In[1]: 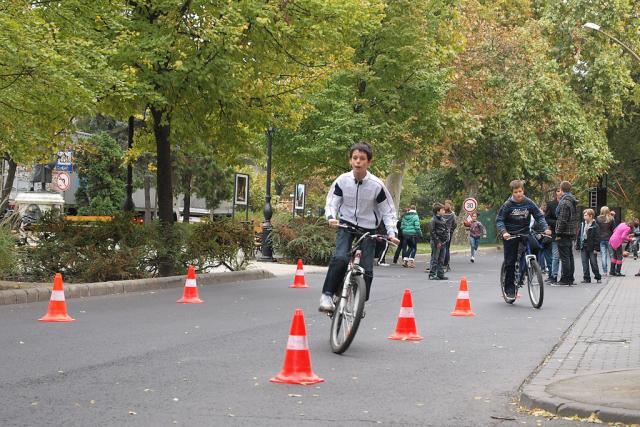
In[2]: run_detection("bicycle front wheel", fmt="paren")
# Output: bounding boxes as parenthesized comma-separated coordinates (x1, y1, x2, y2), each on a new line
(500, 262, 515, 304)
(527, 259, 544, 309)
(330, 272, 366, 354)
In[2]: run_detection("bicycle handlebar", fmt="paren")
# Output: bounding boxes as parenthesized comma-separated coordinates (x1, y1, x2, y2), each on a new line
(337, 224, 398, 247)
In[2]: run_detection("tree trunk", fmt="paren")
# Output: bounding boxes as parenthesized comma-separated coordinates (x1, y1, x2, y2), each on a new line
(1, 156, 17, 213)
(151, 107, 175, 276)
(385, 158, 408, 213)
(144, 173, 152, 224)
(182, 171, 192, 223)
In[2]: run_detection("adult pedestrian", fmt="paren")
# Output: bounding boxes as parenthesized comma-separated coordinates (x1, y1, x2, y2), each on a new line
(576, 209, 601, 283)
(544, 188, 561, 283)
(467, 212, 486, 263)
(596, 206, 615, 275)
(442, 199, 457, 271)
(392, 207, 409, 264)
(400, 205, 422, 268)
(554, 181, 579, 286)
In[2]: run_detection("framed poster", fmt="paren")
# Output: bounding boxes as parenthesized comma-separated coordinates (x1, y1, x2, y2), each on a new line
(295, 183, 305, 211)
(234, 173, 249, 206)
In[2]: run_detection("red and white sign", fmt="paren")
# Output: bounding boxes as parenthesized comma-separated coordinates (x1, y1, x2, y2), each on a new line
(54, 171, 71, 192)
(463, 197, 478, 213)
(464, 213, 473, 225)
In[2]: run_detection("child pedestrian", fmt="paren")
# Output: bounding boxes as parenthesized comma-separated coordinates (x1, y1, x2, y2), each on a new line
(401, 204, 422, 268)
(467, 212, 486, 263)
(576, 209, 601, 283)
(429, 203, 449, 280)
(596, 206, 615, 275)
(609, 220, 634, 277)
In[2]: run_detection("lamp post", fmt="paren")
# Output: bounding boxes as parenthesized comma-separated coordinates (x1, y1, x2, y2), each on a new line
(260, 126, 275, 261)
(583, 22, 640, 63)
(123, 115, 135, 212)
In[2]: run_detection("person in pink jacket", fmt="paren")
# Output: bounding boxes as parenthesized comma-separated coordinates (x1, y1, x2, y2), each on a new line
(609, 221, 634, 276)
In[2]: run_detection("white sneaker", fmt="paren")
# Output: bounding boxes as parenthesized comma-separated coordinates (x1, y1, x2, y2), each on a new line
(378, 262, 390, 267)
(318, 294, 335, 312)
(470, 256, 475, 263)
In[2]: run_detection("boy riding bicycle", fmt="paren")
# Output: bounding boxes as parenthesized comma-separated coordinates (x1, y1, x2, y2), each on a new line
(319, 142, 400, 312)
(496, 180, 551, 301)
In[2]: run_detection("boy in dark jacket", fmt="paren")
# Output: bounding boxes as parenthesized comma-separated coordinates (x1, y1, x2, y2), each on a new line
(429, 203, 449, 280)
(577, 208, 601, 283)
(555, 181, 579, 286)
(543, 188, 561, 282)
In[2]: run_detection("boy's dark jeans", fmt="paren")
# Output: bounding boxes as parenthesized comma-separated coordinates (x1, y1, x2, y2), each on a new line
(429, 242, 446, 277)
(557, 237, 575, 284)
(502, 237, 521, 294)
(393, 236, 407, 263)
(580, 249, 601, 281)
(322, 227, 375, 299)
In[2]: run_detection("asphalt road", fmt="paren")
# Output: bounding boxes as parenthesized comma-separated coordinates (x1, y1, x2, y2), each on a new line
(0, 251, 603, 426)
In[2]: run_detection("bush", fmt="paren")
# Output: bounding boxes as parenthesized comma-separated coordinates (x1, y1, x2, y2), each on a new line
(14, 211, 254, 283)
(272, 217, 336, 265)
(0, 225, 17, 276)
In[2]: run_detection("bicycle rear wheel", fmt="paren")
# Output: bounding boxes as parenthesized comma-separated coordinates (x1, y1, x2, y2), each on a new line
(500, 262, 515, 304)
(527, 259, 544, 308)
(330, 272, 366, 354)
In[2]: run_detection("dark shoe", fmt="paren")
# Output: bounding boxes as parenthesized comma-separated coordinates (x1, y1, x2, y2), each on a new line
(552, 281, 571, 287)
(428, 275, 437, 280)
(596, 279, 602, 283)
(505, 289, 516, 300)
(545, 277, 557, 284)
(635, 272, 640, 277)
(581, 279, 591, 284)
(437, 275, 449, 280)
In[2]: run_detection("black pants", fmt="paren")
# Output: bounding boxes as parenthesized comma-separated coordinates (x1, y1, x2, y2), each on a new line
(393, 236, 406, 263)
(581, 249, 601, 281)
(557, 237, 575, 284)
(429, 242, 446, 278)
(502, 236, 521, 294)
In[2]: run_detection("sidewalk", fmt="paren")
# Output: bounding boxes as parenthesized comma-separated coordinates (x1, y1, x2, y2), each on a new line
(521, 262, 640, 424)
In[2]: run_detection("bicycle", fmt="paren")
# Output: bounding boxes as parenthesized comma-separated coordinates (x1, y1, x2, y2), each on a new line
(328, 224, 396, 354)
(500, 233, 545, 308)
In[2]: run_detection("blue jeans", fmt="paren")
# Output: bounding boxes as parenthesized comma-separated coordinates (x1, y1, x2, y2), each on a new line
(429, 242, 446, 277)
(469, 236, 480, 257)
(599, 241, 612, 274)
(322, 227, 375, 299)
(550, 241, 560, 279)
(402, 235, 418, 260)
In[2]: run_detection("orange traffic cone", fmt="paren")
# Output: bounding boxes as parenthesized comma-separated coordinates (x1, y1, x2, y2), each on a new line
(177, 265, 203, 304)
(270, 309, 323, 385)
(39, 273, 74, 322)
(388, 289, 423, 341)
(290, 259, 309, 288)
(450, 276, 475, 316)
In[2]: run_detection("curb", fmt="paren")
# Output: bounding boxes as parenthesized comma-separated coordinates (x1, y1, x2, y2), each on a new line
(521, 380, 640, 424)
(0, 269, 275, 306)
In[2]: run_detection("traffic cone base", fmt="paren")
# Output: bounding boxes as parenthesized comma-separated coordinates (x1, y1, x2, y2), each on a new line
(270, 309, 323, 385)
(39, 274, 74, 323)
(290, 259, 309, 288)
(451, 277, 475, 317)
(177, 266, 203, 304)
(388, 289, 423, 341)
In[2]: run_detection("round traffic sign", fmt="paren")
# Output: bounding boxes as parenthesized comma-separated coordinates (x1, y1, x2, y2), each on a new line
(463, 197, 477, 213)
(55, 171, 71, 192)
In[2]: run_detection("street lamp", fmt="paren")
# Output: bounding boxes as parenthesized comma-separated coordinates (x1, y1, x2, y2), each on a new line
(260, 126, 275, 262)
(583, 22, 640, 63)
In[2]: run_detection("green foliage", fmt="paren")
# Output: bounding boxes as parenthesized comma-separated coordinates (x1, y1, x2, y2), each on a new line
(14, 212, 253, 283)
(75, 133, 126, 215)
(272, 218, 336, 266)
(0, 225, 17, 276)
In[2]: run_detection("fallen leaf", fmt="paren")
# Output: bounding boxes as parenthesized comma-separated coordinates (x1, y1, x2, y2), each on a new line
(129, 411, 137, 416)
(288, 394, 302, 397)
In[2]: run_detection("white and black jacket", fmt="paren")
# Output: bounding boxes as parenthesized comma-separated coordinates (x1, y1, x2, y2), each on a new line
(325, 171, 398, 236)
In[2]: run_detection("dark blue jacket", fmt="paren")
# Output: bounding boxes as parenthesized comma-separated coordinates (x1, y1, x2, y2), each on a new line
(496, 196, 548, 236)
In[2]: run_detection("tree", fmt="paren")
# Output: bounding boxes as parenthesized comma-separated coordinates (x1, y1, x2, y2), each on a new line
(273, 0, 460, 209)
(75, 133, 126, 215)
(0, 2, 106, 203)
